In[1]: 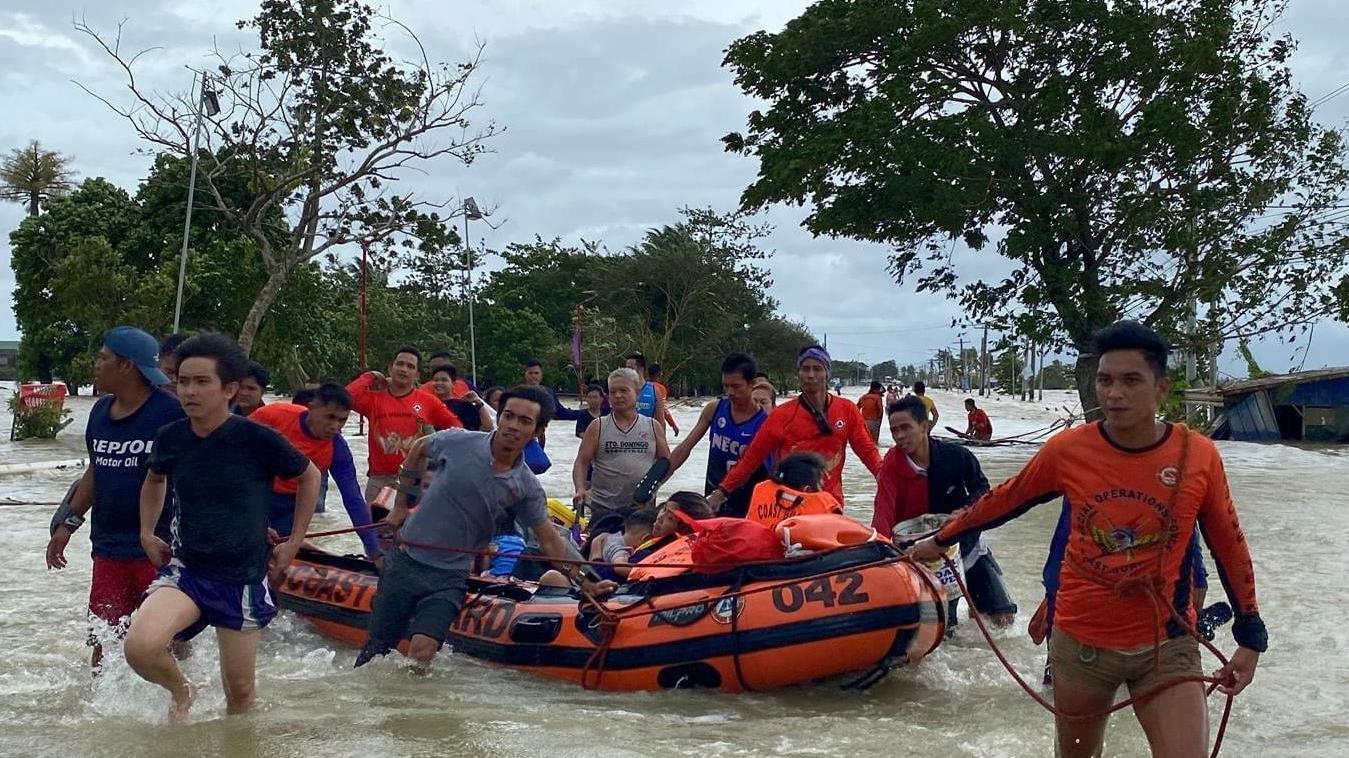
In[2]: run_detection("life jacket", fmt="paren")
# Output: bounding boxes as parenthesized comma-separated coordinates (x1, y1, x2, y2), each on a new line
(746, 480, 843, 527)
(626, 535, 695, 581)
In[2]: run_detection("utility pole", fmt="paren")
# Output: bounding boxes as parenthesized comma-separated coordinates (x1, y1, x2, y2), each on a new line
(1022, 342, 1032, 402)
(1037, 344, 1046, 401)
(957, 335, 966, 392)
(979, 325, 989, 396)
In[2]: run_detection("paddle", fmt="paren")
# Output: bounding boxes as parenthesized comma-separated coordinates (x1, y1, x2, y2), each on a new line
(632, 457, 671, 507)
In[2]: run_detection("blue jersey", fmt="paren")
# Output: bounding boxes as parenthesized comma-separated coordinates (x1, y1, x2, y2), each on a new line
(86, 390, 185, 558)
(705, 398, 767, 493)
(635, 382, 658, 418)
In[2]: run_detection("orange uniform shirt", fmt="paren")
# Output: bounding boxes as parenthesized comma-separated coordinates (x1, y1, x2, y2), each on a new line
(347, 372, 462, 476)
(856, 392, 885, 422)
(720, 396, 883, 503)
(937, 423, 1260, 651)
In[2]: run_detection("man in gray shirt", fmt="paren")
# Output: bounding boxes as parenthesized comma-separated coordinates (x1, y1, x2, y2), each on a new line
(355, 385, 614, 672)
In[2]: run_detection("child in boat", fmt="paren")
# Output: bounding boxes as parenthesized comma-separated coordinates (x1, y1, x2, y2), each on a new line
(746, 452, 842, 527)
(538, 493, 711, 588)
(587, 508, 657, 581)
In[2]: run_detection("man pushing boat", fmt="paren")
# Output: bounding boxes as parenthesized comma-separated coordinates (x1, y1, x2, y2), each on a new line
(356, 385, 615, 673)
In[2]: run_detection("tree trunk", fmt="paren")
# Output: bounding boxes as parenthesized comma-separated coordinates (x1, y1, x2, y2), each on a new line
(1074, 349, 1102, 421)
(28, 191, 39, 216)
(237, 265, 291, 356)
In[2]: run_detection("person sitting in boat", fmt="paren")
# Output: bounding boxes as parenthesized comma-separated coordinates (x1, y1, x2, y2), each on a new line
(621, 492, 717, 582)
(590, 508, 657, 581)
(964, 398, 993, 441)
(746, 452, 843, 527)
(873, 395, 1018, 627)
(537, 508, 658, 587)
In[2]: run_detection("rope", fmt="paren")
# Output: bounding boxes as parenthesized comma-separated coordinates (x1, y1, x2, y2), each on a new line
(947, 555, 1236, 757)
(945, 427, 1240, 757)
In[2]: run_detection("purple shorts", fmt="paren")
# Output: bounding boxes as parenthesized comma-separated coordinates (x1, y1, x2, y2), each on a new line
(147, 560, 276, 641)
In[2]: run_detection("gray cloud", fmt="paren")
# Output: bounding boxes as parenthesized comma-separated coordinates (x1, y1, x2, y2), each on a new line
(1, 1, 1346, 375)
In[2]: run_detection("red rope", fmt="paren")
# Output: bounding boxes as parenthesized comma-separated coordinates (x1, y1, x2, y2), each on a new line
(945, 556, 1237, 757)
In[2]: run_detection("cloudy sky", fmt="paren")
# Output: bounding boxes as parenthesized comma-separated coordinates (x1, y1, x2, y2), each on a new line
(2, 0, 1347, 375)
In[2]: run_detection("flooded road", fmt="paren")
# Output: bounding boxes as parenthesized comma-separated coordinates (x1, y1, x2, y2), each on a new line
(1, 387, 1344, 757)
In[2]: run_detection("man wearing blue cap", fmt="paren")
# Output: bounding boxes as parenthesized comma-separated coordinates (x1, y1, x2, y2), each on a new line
(44, 326, 185, 671)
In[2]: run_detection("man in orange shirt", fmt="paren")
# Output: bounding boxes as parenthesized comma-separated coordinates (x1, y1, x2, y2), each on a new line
(347, 347, 462, 501)
(911, 322, 1264, 758)
(856, 380, 886, 443)
(708, 344, 882, 510)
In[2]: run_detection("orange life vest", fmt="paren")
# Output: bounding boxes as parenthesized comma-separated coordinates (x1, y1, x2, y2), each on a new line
(626, 535, 695, 581)
(746, 480, 842, 527)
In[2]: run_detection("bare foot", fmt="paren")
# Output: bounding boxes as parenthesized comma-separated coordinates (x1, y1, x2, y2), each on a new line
(990, 612, 1016, 629)
(168, 681, 195, 725)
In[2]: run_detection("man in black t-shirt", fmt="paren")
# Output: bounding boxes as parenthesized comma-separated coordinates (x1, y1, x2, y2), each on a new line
(124, 334, 318, 724)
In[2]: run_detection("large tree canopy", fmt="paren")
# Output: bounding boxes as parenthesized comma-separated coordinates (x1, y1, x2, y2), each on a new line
(723, 0, 1349, 412)
(78, 0, 490, 351)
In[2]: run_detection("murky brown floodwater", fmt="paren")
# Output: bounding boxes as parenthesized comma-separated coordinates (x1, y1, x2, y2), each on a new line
(1, 388, 1343, 757)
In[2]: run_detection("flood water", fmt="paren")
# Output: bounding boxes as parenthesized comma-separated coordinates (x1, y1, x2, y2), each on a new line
(1, 387, 1344, 757)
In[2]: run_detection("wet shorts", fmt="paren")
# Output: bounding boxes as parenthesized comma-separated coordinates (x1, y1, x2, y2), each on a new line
(89, 555, 159, 637)
(147, 560, 276, 641)
(1049, 628, 1201, 698)
(360, 548, 467, 659)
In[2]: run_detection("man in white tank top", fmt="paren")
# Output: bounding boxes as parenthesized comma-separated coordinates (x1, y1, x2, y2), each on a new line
(572, 367, 671, 526)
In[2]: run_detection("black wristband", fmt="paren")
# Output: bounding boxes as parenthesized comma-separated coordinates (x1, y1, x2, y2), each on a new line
(1232, 613, 1268, 653)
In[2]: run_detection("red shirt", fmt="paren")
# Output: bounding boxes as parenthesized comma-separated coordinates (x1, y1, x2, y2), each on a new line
(719, 395, 883, 503)
(249, 404, 334, 494)
(967, 408, 992, 439)
(937, 423, 1260, 650)
(871, 447, 930, 535)
(347, 372, 461, 476)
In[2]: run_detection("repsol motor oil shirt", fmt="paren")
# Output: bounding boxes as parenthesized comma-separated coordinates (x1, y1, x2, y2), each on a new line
(936, 422, 1263, 651)
(85, 389, 185, 559)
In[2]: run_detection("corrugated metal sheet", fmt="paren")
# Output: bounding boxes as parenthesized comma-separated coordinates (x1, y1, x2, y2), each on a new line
(1226, 392, 1281, 442)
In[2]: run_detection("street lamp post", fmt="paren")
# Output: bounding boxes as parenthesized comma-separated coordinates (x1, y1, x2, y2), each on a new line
(171, 71, 221, 333)
(462, 197, 484, 386)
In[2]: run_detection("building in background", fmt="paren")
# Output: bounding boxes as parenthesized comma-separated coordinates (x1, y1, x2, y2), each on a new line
(0, 340, 18, 382)
(1190, 368, 1349, 443)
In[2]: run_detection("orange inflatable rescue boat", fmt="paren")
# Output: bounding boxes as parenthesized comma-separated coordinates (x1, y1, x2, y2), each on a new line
(278, 538, 947, 692)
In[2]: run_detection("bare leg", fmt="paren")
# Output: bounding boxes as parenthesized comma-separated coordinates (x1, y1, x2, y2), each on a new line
(407, 633, 440, 675)
(91, 643, 104, 672)
(1133, 680, 1208, 758)
(124, 588, 200, 724)
(216, 627, 261, 715)
(1053, 676, 1116, 758)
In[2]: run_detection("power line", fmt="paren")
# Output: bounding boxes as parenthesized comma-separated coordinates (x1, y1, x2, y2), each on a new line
(1310, 80, 1349, 110)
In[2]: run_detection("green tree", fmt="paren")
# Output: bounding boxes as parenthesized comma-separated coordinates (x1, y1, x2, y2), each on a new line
(10, 178, 145, 389)
(0, 141, 74, 216)
(723, 0, 1349, 415)
(870, 360, 899, 382)
(78, 0, 491, 352)
(482, 238, 607, 339)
